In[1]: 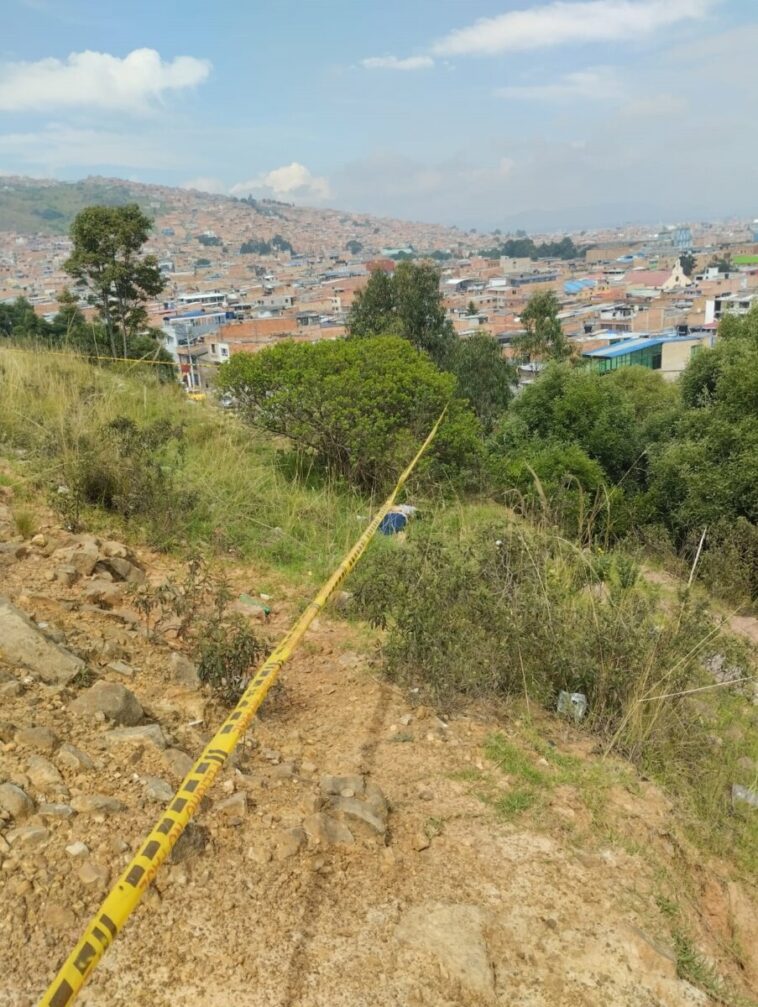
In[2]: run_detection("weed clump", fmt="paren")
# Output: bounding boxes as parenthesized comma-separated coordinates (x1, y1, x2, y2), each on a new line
(49, 415, 194, 544)
(130, 555, 267, 705)
(352, 521, 757, 865)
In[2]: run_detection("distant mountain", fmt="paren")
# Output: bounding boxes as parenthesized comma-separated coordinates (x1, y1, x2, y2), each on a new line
(0, 176, 180, 234)
(0, 175, 468, 256)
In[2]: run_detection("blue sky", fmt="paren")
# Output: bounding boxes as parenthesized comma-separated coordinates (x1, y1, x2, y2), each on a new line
(1, 0, 756, 229)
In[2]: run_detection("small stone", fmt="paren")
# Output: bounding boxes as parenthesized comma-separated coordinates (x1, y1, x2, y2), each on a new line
(6, 825, 50, 849)
(272, 762, 295, 780)
(71, 794, 126, 815)
(42, 904, 75, 929)
(31, 534, 47, 547)
(329, 796, 386, 838)
(215, 792, 247, 818)
(170, 823, 209, 864)
(412, 833, 430, 851)
(54, 539, 99, 576)
(70, 681, 143, 725)
(303, 812, 354, 846)
(163, 748, 194, 780)
(275, 827, 306, 859)
(0, 782, 35, 820)
(145, 776, 174, 803)
(82, 579, 126, 608)
(417, 788, 433, 802)
(97, 556, 145, 584)
(15, 725, 59, 753)
(301, 760, 317, 775)
(319, 774, 365, 797)
(399, 713, 413, 726)
(56, 743, 95, 772)
(27, 755, 67, 794)
(103, 724, 167, 750)
(78, 861, 109, 888)
(107, 660, 135, 679)
(55, 565, 79, 587)
(102, 540, 129, 559)
(168, 652, 199, 688)
(38, 803, 75, 820)
(66, 841, 89, 858)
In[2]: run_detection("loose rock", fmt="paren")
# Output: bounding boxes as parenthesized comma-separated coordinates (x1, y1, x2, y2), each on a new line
(6, 825, 51, 850)
(163, 748, 194, 780)
(78, 861, 109, 888)
(215, 792, 247, 818)
(65, 841, 89, 858)
(70, 681, 143, 725)
(26, 755, 67, 794)
(168, 652, 200, 688)
(144, 776, 174, 803)
(103, 724, 167, 750)
(275, 827, 306, 859)
(0, 596, 85, 684)
(38, 803, 75, 820)
(82, 579, 126, 608)
(56, 743, 95, 772)
(14, 725, 58, 753)
(0, 782, 35, 820)
(71, 794, 126, 815)
(303, 812, 354, 846)
(170, 823, 209, 864)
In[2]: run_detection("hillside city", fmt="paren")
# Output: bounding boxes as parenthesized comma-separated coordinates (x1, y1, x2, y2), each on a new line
(2, 176, 757, 390)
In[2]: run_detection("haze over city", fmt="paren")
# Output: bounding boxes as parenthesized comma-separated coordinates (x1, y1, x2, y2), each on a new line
(2, 0, 757, 229)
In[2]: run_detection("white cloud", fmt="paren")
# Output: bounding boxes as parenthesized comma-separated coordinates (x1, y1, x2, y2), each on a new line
(432, 0, 716, 56)
(497, 68, 620, 101)
(230, 162, 331, 203)
(181, 176, 228, 195)
(361, 55, 435, 71)
(0, 48, 211, 113)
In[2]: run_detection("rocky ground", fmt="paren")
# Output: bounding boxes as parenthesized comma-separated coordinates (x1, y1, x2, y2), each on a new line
(0, 490, 756, 1007)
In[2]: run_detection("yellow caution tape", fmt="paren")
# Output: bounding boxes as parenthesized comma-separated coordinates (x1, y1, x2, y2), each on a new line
(37, 405, 448, 1007)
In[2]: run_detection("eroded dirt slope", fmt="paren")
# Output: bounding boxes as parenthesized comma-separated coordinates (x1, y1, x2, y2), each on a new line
(0, 494, 755, 1007)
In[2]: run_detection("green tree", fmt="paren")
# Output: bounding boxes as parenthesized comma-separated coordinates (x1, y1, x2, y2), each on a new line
(466, 300, 478, 316)
(514, 290, 570, 363)
(346, 239, 363, 255)
(348, 262, 456, 367)
(0, 297, 47, 343)
(679, 252, 696, 277)
(64, 204, 165, 359)
(450, 334, 515, 433)
(217, 336, 482, 492)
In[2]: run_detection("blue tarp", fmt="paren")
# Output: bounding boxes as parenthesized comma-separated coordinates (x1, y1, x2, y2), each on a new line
(379, 511, 408, 535)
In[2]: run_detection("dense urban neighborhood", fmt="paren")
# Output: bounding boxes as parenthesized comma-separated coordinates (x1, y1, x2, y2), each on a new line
(2, 176, 757, 390)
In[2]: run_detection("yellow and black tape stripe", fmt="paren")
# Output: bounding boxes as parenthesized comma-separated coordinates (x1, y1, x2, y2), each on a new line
(37, 405, 447, 1007)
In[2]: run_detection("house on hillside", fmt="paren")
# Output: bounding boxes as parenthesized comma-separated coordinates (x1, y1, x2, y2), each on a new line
(582, 333, 715, 380)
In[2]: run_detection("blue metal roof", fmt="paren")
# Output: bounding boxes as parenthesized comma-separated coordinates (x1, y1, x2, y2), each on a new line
(583, 337, 667, 358)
